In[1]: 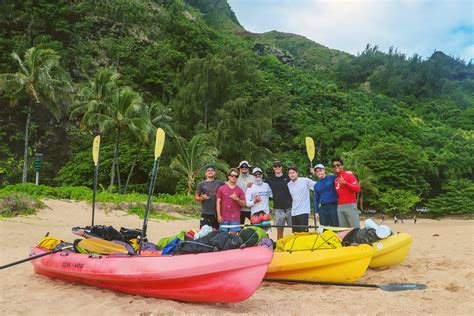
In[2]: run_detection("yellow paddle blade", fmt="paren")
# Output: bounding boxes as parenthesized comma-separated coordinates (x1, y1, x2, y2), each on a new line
(92, 135, 101, 166)
(78, 238, 129, 255)
(154, 128, 166, 160)
(305, 136, 315, 161)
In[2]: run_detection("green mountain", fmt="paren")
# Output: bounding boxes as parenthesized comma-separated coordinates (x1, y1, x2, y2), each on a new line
(0, 0, 472, 214)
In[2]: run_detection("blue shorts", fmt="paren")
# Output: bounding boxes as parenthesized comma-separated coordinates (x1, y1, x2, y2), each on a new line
(220, 221, 241, 233)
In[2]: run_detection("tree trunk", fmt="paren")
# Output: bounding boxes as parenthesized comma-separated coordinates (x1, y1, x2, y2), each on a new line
(22, 101, 33, 183)
(123, 145, 141, 194)
(109, 130, 120, 192)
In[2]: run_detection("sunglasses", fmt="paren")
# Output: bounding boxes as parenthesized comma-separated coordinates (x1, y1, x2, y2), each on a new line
(254, 173, 262, 176)
(332, 164, 342, 168)
(229, 174, 239, 178)
(240, 166, 249, 169)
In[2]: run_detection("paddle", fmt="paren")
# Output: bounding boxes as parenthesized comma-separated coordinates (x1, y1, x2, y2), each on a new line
(78, 238, 131, 255)
(139, 128, 166, 253)
(0, 245, 73, 270)
(263, 278, 427, 292)
(305, 136, 317, 225)
(91, 135, 101, 226)
(220, 223, 350, 232)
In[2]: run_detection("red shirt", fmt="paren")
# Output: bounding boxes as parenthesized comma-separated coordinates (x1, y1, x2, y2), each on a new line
(334, 171, 360, 205)
(216, 184, 245, 221)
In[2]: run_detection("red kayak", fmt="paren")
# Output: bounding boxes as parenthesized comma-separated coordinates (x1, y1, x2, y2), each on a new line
(30, 246, 273, 303)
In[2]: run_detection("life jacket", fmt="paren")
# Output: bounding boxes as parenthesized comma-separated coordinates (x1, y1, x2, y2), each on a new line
(37, 236, 63, 250)
(275, 230, 342, 252)
(239, 226, 268, 247)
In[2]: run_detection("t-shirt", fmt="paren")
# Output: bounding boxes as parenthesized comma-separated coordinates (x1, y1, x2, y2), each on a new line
(287, 177, 316, 216)
(195, 179, 225, 215)
(237, 173, 254, 213)
(216, 184, 245, 222)
(335, 171, 360, 205)
(245, 182, 273, 215)
(267, 173, 292, 209)
(314, 175, 338, 213)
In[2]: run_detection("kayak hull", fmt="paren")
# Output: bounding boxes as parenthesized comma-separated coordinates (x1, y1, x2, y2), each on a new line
(369, 233, 412, 268)
(266, 244, 374, 283)
(31, 246, 273, 303)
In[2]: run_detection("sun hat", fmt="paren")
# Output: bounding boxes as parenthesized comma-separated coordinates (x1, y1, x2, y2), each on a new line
(376, 225, 392, 239)
(237, 160, 251, 168)
(314, 163, 325, 169)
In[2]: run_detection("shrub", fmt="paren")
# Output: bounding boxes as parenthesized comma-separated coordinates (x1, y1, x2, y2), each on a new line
(0, 193, 45, 217)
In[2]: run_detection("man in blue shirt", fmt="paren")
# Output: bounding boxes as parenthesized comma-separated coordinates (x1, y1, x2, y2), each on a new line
(313, 164, 339, 227)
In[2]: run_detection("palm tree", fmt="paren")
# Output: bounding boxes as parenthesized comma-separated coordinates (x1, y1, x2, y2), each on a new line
(69, 68, 118, 134)
(123, 102, 172, 194)
(354, 165, 378, 211)
(98, 87, 150, 192)
(0, 47, 71, 183)
(170, 134, 227, 194)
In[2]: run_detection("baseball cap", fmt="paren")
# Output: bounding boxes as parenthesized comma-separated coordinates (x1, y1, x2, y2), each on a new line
(314, 163, 325, 169)
(204, 163, 216, 170)
(252, 167, 263, 175)
(238, 160, 251, 168)
(272, 160, 282, 167)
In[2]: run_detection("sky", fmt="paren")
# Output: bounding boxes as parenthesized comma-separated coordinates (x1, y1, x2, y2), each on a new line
(227, 0, 473, 62)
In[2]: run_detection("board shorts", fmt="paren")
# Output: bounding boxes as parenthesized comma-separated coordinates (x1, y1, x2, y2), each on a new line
(220, 221, 241, 233)
(274, 208, 292, 226)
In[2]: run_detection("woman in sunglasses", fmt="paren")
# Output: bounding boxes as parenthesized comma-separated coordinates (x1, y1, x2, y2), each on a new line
(332, 158, 361, 228)
(216, 168, 246, 234)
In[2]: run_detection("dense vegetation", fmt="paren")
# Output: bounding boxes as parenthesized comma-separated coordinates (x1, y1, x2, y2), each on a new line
(1, 0, 473, 215)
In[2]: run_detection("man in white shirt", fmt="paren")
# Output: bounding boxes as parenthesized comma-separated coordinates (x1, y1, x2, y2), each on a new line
(245, 167, 273, 218)
(287, 165, 316, 232)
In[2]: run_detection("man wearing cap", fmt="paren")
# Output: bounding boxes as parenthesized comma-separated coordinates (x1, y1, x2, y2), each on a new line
(287, 165, 316, 233)
(245, 167, 273, 222)
(194, 164, 225, 229)
(313, 163, 339, 227)
(267, 160, 292, 239)
(332, 158, 361, 228)
(236, 160, 254, 224)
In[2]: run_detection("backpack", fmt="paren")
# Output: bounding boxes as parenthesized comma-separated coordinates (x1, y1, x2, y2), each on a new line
(172, 230, 243, 255)
(239, 226, 268, 247)
(341, 228, 380, 246)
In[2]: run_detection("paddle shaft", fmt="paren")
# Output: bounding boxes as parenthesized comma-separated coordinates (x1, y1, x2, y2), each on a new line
(264, 278, 379, 288)
(139, 157, 160, 252)
(91, 163, 99, 226)
(0, 246, 72, 270)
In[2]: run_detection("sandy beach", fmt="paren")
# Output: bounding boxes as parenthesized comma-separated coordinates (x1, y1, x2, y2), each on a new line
(1, 199, 473, 315)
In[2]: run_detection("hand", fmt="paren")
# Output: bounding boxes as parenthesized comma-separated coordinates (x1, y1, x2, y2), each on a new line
(201, 193, 209, 200)
(310, 167, 315, 175)
(247, 182, 253, 188)
(229, 193, 238, 201)
(337, 177, 346, 184)
(315, 213, 320, 221)
(254, 195, 262, 203)
(217, 215, 223, 223)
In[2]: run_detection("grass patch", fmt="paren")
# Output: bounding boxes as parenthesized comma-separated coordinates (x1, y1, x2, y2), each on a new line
(127, 206, 180, 221)
(0, 184, 197, 206)
(0, 193, 45, 217)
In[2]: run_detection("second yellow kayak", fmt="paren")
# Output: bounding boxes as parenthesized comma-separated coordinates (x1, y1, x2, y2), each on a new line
(369, 232, 412, 268)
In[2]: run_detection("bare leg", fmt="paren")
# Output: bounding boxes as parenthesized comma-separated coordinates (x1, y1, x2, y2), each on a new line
(277, 228, 283, 240)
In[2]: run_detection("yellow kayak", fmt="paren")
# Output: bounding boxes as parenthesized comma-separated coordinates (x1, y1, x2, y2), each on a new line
(266, 244, 374, 282)
(369, 233, 412, 268)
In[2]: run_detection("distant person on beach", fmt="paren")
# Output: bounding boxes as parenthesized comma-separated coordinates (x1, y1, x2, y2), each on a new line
(216, 168, 246, 234)
(287, 165, 316, 233)
(394, 215, 398, 224)
(332, 158, 361, 228)
(381, 214, 385, 223)
(413, 215, 417, 224)
(194, 164, 225, 229)
(267, 160, 292, 240)
(236, 160, 254, 224)
(312, 163, 339, 227)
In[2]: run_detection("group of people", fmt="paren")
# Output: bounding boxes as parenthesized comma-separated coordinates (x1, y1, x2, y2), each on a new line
(194, 158, 361, 238)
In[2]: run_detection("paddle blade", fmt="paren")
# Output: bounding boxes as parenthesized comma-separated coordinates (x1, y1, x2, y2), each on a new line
(154, 128, 166, 160)
(305, 136, 315, 161)
(92, 135, 101, 166)
(78, 238, 129, 255)
(378, 283, 428, 292)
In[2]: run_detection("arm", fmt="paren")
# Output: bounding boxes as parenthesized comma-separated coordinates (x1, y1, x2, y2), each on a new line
(344, 173, 361, 193)
(194, 183, 202, 202)
(307, 178, 316, 190)
(216, 197, 223, 223)
(237, 189, 246, 207)
(245, 188, 255, 207)
(314, 187, 320, 214)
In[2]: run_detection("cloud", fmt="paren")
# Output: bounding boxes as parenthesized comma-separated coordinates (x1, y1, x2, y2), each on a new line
(228, 0, 473, 61)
